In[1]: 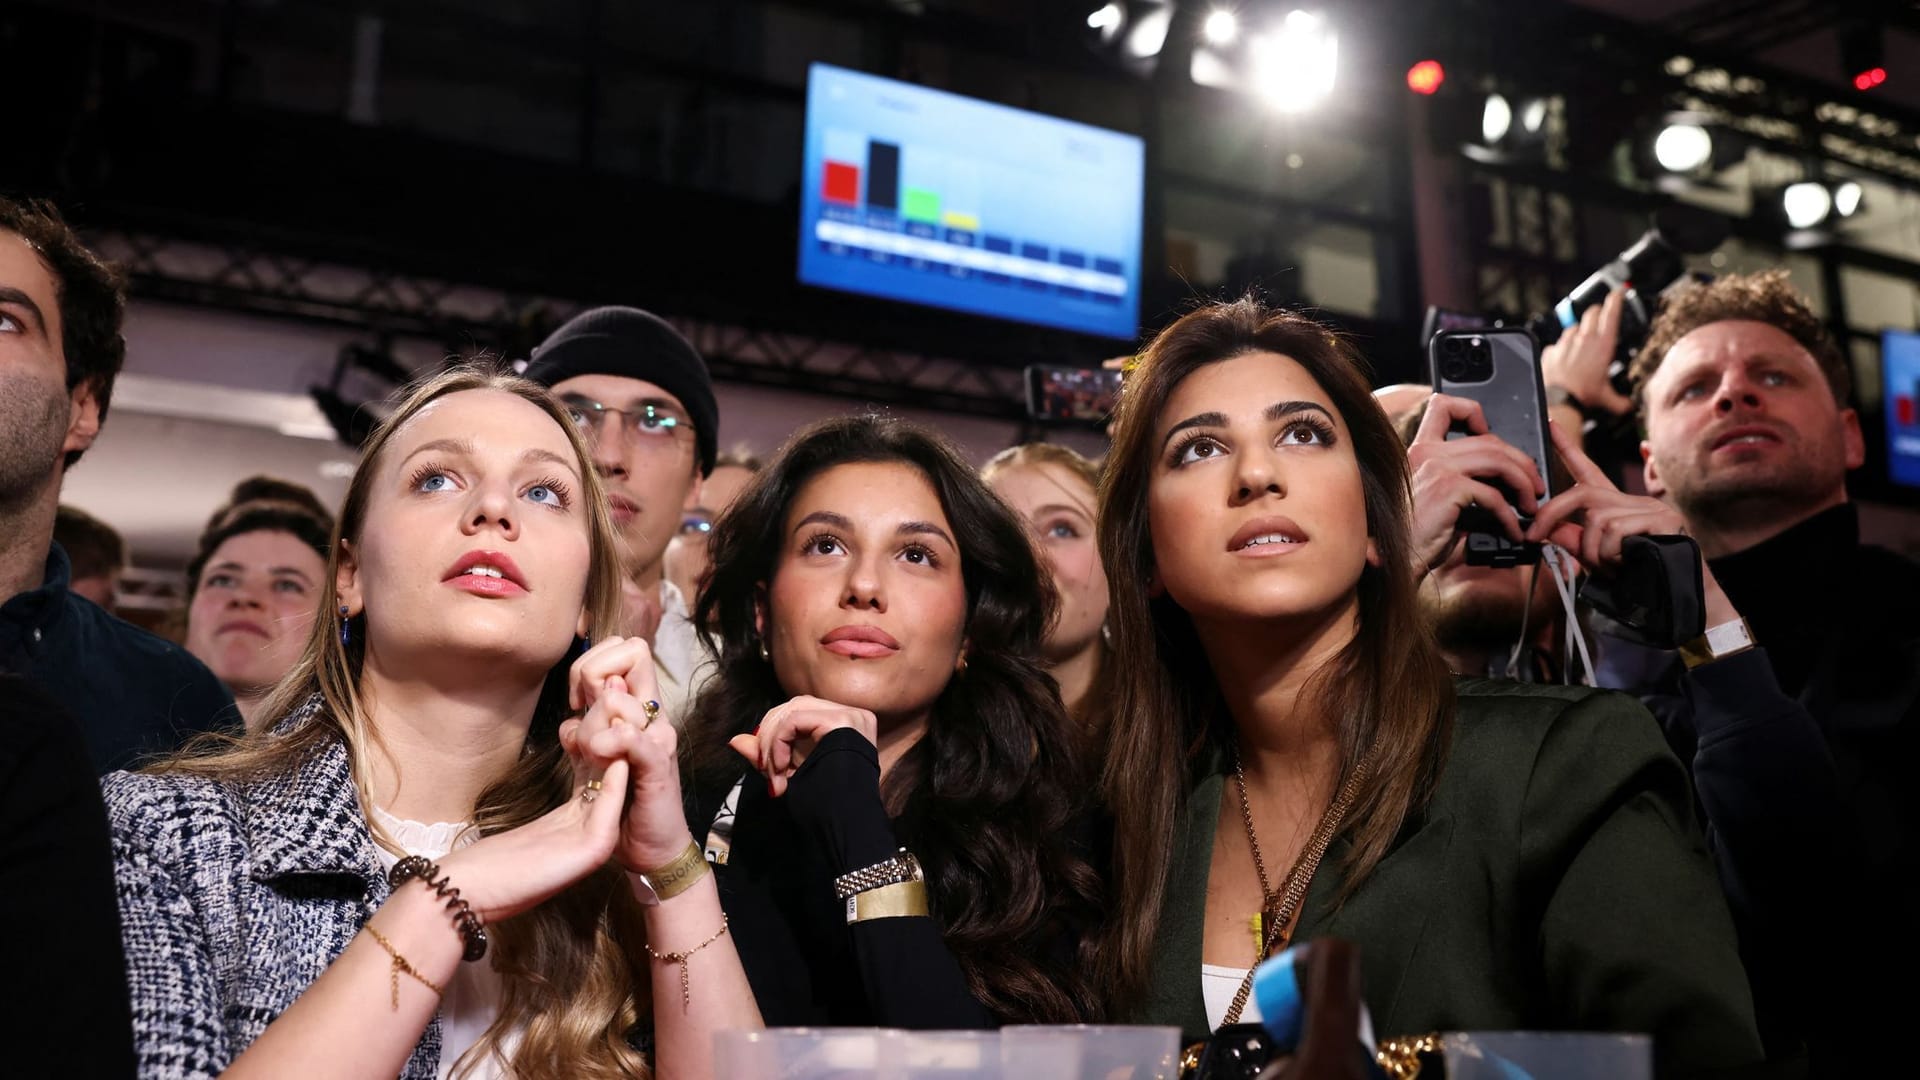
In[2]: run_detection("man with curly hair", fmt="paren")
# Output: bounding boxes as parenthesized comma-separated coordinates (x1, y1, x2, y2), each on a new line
(1617, 269, 1914, 1077)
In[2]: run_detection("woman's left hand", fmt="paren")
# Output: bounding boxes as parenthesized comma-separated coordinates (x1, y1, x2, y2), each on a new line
(560, 637, 694, 873)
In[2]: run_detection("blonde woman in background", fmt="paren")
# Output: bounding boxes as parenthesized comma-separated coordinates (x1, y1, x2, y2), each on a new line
(983, 442, 1113, 732)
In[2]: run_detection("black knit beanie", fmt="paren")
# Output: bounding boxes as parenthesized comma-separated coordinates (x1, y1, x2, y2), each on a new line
(522, 306, 718, 476)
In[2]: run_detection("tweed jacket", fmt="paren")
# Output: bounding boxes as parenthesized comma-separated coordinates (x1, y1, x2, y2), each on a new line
(103, 699, 444, 1079)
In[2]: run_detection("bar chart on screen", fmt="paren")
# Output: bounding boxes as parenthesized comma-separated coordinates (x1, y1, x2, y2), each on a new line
(799, 64, 1145, 340)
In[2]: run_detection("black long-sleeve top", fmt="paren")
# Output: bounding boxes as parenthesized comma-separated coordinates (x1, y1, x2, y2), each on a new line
(688, 727, 995, 1028)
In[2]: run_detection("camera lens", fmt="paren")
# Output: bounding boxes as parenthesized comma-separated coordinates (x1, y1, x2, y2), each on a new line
(1442, 337, 1465, 355)
(1441, 358, 1468, 381)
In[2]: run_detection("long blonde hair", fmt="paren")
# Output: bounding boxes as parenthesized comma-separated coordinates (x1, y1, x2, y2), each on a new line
(155, 362, 651, 1078)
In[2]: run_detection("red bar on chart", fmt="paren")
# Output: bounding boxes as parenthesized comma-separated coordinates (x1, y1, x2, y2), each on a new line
(823, 161, 861, 205)
(1898, 394, 1915, 428)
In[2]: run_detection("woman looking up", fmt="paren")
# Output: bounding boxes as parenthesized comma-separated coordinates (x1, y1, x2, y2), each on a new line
(106, 365, 759, 1079)
(1094, 299, 1760, 1075)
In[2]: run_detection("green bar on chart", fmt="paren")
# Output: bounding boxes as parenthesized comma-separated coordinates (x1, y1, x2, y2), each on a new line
(903, 187, 942, 222)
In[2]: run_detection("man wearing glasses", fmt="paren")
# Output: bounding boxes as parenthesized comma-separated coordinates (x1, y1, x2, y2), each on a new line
(524, 305, 718, 721)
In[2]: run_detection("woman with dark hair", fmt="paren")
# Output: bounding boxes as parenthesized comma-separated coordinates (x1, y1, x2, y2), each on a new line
(184, 477, 336, 728)
(685, 414, 1101, 1028)
(1094, 298, 1761, 1073)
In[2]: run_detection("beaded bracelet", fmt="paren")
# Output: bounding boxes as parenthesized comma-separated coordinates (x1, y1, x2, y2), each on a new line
(389, 855, 488, 962)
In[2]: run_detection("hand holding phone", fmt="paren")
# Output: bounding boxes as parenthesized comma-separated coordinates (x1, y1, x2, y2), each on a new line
(1427, 328, 1555, 566)
(1407, 394, 1546, 573)
(1025, 363, 1124, 426)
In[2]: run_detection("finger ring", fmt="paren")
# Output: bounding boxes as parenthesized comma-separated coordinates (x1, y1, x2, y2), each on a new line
(581, 778, 604, 803)
(642, 699, 661, 728)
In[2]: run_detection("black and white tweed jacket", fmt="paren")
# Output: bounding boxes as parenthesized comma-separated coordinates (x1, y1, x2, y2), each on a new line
(103, 700, 443, 1079)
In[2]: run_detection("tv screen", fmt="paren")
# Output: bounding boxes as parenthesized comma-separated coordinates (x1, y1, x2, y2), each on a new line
(1884, 329, 1920, 490)
(798, 63, 1145, 341)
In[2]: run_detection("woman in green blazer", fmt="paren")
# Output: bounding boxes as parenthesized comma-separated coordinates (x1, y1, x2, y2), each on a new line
(1092, 298, 1762, 1076)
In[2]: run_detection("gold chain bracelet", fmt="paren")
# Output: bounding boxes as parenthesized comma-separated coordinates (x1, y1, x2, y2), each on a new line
(364, 925, 446, 1010)
(644, 914, 730, 1013)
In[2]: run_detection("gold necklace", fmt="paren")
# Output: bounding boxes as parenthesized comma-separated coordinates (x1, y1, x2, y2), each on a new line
(1220, 746, 1374, 1026)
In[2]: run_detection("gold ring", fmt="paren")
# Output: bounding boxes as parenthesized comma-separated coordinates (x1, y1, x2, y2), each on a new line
(642, 699, 661, 728)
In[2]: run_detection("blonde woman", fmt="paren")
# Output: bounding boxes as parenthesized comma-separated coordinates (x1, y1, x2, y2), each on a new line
(982, 443, 1112, 732)
(104, 365, 758, 1079)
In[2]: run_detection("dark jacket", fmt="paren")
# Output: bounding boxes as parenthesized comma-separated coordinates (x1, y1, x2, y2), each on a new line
(1599, 504, 1918, 1076)
(1137, 680, 1763, 1077)
(0, 675, 136, 1080)
(103, 699, 444, 1079)
(2, 543, 234, 773)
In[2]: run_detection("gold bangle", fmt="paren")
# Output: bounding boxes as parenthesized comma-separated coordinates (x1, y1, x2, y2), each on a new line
(644, 914, 730, 1013)
(845, 879, 930, 924)
(364, 925, 445, 1010)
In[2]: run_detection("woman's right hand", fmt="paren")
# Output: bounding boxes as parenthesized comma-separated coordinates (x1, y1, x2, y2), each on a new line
(729, 695, 878, 798)
(431, 757, 630, 924)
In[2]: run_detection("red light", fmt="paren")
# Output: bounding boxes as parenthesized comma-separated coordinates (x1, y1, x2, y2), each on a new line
(1407, 60, 1445, 95)
(1855, 67, 1888, 90)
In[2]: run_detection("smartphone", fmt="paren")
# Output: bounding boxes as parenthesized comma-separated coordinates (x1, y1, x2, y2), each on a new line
(1024, 364, 1124, 426)
(1428, 327, 1552, 567)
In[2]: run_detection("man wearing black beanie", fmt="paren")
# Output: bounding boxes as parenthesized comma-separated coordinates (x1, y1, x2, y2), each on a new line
(524, 305, 719, 721)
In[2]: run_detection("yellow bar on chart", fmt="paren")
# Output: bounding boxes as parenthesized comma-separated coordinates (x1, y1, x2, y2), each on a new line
(941, 210, 980, 231)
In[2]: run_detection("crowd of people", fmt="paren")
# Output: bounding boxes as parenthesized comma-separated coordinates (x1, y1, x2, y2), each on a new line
(1, 187, 1911, 1080)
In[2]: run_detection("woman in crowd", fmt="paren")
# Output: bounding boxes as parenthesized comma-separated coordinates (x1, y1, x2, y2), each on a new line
(1093, 299, 1762, 1074)
(982, 443, 1113, 734)
(184, 477, 335, 728)
(684, 415, 1101, 1028)
(106, 365, 759, 1080)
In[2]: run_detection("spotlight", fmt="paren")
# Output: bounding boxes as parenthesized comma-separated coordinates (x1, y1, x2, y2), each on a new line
(1247, 11, 1337, 113)
(1203, 9, 1238, 46)
(1123, 3, 1171, 59)
(1087, 3, 1125, 37)
(1406, 59, 1445, 96)
(1835, 180, 1864, 218)
(1782, 181, 1833, 230)
(1653, 123, 1713, 173)
(1482, 93, 1512, 144)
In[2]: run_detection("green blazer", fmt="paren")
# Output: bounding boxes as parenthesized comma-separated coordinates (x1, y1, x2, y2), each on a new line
(1136, 679, 1763, 1075)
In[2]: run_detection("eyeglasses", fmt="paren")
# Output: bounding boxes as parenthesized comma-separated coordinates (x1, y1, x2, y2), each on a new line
(560, 394, 693, 450)
(679, 515, 713, 538)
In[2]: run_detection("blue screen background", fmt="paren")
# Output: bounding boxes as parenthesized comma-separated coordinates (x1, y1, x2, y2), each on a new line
(1883, 329, 1920, 489)
(798, 63, 1145, 340)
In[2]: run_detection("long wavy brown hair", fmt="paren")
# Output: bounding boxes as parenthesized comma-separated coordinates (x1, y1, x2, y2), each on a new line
(1093, 298, 1455, 1008)
(153, 363, 648, 1078)
(685, 414, 1104, 1023)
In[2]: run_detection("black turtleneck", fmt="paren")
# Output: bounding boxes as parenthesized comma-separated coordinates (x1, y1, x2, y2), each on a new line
(1706, 503, 1862, 698)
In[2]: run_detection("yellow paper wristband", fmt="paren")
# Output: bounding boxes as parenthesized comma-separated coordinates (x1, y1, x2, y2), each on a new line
(844, 880, 930, 924)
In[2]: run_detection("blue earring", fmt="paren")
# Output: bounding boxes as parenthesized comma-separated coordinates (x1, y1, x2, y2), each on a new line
(338, 604, 351, 647)
(575, 634, 591, 655)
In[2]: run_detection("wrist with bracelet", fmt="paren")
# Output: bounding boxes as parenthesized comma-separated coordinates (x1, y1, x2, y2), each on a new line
(362, 855, 485, 1011)
(835, 849, 930, 924)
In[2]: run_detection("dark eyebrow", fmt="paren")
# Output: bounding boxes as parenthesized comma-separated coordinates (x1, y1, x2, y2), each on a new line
(0, 285, 47, 335)
(1267, 400, 1335, 423)
(793, 510, 853, 535)
(791, 510, 956, 551)
(1161, 401, 1335, 449)
(898, 520, 957, 549)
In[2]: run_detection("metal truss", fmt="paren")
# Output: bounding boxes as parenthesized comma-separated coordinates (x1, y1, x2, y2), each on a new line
(86, 229, 1028, 419)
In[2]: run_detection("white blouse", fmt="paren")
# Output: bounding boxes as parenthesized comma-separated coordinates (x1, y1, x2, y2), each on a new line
(1201, 963, 1262, 1031)
(370, 806, 521, 1080)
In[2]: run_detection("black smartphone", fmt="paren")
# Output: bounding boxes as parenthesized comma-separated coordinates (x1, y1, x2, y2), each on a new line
(1024, 364, 1124, 426)
(1428, 327, 1553, 567)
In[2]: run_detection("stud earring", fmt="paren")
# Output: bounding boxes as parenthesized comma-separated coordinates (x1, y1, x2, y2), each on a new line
(338, 604, 351, 647)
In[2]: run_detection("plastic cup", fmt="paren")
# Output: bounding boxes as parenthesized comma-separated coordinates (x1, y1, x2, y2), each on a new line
(900, 1030, 1002, 1080)
(713, 1027, 906, 1080)
(1442, 1031, 1652, 1080)
(1001, 1025, 1182, 1080)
